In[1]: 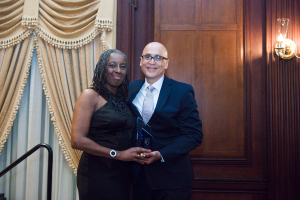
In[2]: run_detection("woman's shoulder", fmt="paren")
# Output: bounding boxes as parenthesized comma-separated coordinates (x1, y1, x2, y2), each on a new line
(80, 88, 99, 98)
(75, 89, 98, 106)
(79, 88, 107, 111)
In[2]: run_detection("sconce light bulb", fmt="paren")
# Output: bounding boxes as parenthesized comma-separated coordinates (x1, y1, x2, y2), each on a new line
(277, 34, 283, 42)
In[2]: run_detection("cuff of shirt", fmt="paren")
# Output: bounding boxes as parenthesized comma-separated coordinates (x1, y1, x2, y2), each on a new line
(160, 155, 165, 162)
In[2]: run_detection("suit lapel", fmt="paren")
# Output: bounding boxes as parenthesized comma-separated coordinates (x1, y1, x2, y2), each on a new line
(149, 76, 172, 123)
(128, 79, 145, 118)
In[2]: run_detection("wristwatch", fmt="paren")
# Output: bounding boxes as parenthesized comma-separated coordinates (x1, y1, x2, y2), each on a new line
(110, 149, 117, 157)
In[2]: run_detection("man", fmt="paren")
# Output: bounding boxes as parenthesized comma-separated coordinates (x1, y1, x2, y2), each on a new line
(127, 42, 203, 200)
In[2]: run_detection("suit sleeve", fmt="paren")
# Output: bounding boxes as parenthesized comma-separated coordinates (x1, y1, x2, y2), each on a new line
(158, 85, 203, 165)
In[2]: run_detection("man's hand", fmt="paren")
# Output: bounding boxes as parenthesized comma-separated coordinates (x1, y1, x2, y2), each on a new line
(139, 151, 162, 165)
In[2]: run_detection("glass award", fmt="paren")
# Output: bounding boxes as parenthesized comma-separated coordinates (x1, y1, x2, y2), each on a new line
(136, 117, 153, 149)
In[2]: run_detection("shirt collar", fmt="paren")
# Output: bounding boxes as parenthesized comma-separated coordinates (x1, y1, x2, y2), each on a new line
(144, 75, 164, 92)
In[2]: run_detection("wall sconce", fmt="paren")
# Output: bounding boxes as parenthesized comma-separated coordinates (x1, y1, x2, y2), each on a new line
(275, 18, 299, 59)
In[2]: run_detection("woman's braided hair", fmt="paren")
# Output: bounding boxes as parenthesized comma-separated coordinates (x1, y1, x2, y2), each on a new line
(91, 49, 130, 115)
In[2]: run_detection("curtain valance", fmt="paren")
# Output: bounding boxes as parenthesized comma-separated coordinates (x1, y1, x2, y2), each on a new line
(0, 0, 115, 51)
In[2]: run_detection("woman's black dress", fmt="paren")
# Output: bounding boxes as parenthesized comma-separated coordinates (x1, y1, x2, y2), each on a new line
(77, 94, 135, 200)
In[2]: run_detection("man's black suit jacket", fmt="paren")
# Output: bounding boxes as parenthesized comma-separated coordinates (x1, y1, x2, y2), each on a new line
(127, 76, 203, 190)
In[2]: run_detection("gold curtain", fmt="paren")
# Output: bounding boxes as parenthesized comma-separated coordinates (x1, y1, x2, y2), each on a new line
(0, 0, 116, 174)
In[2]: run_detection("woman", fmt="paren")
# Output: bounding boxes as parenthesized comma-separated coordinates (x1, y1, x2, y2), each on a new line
(71, 49, 149, 200)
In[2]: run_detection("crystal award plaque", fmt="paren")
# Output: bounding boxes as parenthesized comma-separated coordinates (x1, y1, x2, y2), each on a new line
(136, 117, 153, 149)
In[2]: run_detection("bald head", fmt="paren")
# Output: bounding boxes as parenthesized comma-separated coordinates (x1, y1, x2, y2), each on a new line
(142, 42, 168, 58)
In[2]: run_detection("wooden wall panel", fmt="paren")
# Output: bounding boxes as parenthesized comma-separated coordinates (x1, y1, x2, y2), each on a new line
(160, 31, 195, 86)
(191, 192, 267, 200)
(198, 30, 244, 158)
(201, 0, 237, 24)
(266, 0, 300, 199)
(160, 0, 195, 24)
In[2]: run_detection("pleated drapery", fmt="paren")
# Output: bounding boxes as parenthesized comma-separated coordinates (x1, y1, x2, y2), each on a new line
(0, 50, 79, 199)
(0, 0, 116, 174)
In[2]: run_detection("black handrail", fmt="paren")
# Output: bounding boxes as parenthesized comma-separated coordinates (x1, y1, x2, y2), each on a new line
(0, 143, 53, 200)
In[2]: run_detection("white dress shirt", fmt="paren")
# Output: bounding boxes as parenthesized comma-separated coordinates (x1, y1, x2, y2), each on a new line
(132, 75, 164, 116)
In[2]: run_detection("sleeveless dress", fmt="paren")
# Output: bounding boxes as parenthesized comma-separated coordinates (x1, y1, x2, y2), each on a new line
(77, 93, 135, 200)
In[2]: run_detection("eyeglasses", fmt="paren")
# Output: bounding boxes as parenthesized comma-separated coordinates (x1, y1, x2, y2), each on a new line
(141, 54, 168, 62)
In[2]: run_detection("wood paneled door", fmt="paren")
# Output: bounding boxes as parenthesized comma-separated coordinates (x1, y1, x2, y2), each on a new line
(117, 0, 268, 199)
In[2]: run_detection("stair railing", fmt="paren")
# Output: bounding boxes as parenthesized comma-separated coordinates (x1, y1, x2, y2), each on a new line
(0, 143, 53, 200)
